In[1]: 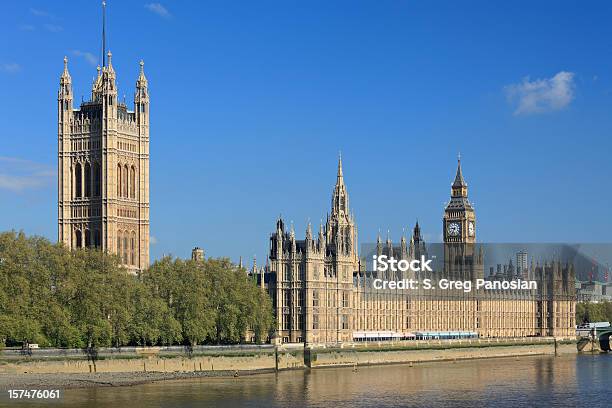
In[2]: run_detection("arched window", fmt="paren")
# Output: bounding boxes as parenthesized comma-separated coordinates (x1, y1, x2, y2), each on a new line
(130, 232, 136, 265)
(117, 164, 122, 197)
(123, 164, 129, 198)
(75, 163, 82, 198)
(94, 229, 100, 248)
(93, 163, 101, 197)
(85, 229, 91, 247)
(84, 162, 91, 198)
(130, 166, 136, 198)
(75, 229, 82, 248)
(123, 235, 128, 264)
(116, 231, 122, 256)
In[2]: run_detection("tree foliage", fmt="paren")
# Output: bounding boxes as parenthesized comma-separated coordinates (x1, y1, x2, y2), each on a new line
(576, 301, 612, 325)
(0, 231, 274, 348)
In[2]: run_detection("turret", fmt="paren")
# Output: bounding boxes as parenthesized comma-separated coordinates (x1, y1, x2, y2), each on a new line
(318, 221, 325, 252)
(400, 230, 408, 259)
(386, 230, 393, 258)
(289, 222, 296, 254)
(58, 56, 73, 122)
(59, 56, 72, 102)
(58, 56, 73, 248)
(135, 60, 149, 126)
(305, 222, 313, 252)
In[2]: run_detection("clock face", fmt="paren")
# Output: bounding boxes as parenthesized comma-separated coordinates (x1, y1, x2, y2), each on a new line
(468, 222, 475, 237)
(447, 222, 460, 237)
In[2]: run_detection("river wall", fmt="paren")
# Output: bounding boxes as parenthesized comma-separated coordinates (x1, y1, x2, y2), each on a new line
(0, 338, 574, 375)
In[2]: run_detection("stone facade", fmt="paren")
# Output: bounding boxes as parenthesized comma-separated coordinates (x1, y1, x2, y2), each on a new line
(258, 157, 575, 344)
(57, 53, 150, 272)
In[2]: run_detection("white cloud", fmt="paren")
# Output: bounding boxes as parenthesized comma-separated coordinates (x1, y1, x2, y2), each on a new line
(43, 24, 63, 33)
(29, 8, 52, 18)
(19, 24, 35, 31)
(73, 50, 98, 66)
(145, 3, 171, 18)
(505, 71, 575, 115)
(0, 63, 21, 74)
(0, 157, 55, 191)
(150, 236, 158, 245)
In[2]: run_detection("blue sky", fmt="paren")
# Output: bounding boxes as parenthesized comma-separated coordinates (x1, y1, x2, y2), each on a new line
(1, 1, 611, 264)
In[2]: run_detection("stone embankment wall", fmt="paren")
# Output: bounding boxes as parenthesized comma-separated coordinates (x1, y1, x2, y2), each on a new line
(306, 338, 575, 368)
(0, 338, 574, 374)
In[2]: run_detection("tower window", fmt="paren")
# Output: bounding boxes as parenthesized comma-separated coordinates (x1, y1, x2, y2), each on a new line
(117, 164, 122, 197)
(341, 315, 349, 330)
(117, 231, 122, 257)
(123, 164, 128, 198)
(123, 236, 128, 264)
(93, 163, 101, 197)
(130, 231, 136, 265)
(85, 229, 91, 247)
(342, 292, 349, 308)
(74, 163, 82, 198)
(75, 229, 82, 248)
(130, 166, 136, 198)
(84, 163, 91, 198)
(94, 229, 100, 249)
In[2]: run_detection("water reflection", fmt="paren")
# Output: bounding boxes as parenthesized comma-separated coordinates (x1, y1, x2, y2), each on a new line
(10, 354, 612, 408)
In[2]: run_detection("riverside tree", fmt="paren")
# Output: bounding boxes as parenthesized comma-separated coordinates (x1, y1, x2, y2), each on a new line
(0, 231, 274, 348)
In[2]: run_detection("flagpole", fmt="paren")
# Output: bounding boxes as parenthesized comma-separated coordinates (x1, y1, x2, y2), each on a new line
(102, 1, 106, 67)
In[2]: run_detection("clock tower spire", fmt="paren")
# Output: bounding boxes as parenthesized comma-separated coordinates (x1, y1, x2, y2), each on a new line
(443, 155, 476, 244)
(443, 155, 483, 283)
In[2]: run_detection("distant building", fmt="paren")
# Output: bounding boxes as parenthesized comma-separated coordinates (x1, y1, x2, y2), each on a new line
(192, 247, 205, 261)
(577, 281, 612, 303)
(517, 250, 528, 279)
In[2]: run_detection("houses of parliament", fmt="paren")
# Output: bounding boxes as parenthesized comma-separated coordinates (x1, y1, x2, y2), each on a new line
(57, 51, 150, 273)
(257, 157, 576, 344)
(55, 7, 574, 342)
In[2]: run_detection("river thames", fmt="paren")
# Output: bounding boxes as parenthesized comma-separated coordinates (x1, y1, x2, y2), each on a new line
(8, 354, 612, 407)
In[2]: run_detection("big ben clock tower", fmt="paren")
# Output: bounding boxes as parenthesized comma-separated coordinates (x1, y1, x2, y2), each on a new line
(443, 155, 475, 244)
(443, 156, 482, 280)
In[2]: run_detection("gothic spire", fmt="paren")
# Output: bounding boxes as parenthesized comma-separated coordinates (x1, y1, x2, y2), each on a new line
(331, 154, 349, 216)
(453, 154, 467, 188)
(61, 56, 70, 80)
(413, 220, 422, 242)
(106, 51, 114, 71)
(137, 60, 148, 87)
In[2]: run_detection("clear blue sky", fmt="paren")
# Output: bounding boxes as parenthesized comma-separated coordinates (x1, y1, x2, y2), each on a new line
(1, 1, 611, 264)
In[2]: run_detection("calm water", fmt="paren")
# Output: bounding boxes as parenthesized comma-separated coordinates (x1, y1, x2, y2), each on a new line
(7, 354, 612, 408)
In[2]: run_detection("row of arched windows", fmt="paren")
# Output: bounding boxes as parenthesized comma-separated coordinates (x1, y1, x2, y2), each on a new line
(117, 230, 138, 266)
(74, 228, 101, 249)
(117, 164, 137, 199)
(74, 162, 101, 199)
